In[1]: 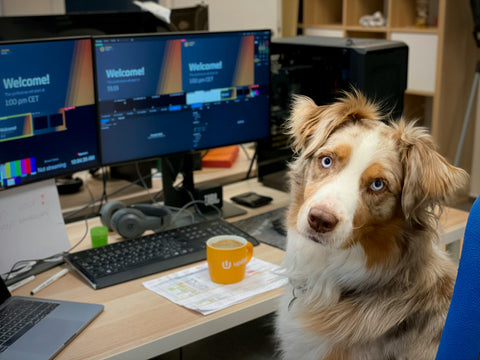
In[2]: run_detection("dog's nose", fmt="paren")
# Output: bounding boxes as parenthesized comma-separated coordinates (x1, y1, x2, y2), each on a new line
(308, 206, 339, 233)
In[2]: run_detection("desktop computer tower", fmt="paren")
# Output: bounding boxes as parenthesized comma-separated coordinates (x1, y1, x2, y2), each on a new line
(259, 36, 408, 191)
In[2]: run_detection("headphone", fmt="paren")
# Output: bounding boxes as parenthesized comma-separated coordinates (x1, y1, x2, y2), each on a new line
(100, 201, 171, 239)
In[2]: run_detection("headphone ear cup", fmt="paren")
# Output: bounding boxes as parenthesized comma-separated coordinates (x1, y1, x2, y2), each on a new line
(100, 201, 126, 230)
(131, 204, 172, 228)
(111, 208, 146, 239)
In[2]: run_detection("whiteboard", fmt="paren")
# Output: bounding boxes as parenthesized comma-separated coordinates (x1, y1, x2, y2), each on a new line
(0, 179, 70, 275)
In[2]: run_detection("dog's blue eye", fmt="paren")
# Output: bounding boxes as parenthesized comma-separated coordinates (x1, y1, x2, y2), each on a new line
(370, 179, 384, 191)
(320, 156, 333, 169)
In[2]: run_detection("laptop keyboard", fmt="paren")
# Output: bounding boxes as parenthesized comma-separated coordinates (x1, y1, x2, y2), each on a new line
(0, 299, 59, 353)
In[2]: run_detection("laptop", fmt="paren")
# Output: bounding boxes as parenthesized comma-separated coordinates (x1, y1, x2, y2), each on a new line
(0, 276, 103, 360)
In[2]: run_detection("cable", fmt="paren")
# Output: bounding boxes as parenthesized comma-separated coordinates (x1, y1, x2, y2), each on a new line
(135, 161, 156, 204)
(2, 215, 91, 282)
(170, 199, 222, 224)
(63, 166, 161, 221)
(3, 253, 63, 282)
(64, 216, 90, 254)
(239, 143, 252, 160)
(6, 163, 162, 282)
(245, 146, 258, 180)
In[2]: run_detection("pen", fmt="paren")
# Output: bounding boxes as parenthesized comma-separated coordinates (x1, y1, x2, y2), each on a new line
(7, 275, 35, 292)
(30, 268, 69, 295)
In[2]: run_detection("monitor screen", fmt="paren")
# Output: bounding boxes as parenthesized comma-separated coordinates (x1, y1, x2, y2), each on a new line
(0, 37, 100, 190)
(93, 30, 271, 166)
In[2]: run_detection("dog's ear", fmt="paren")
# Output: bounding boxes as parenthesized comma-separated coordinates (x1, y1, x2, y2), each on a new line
(395, 120, 469, 224)
(287, 91, 381, 156)
(287, 95, 323, 154)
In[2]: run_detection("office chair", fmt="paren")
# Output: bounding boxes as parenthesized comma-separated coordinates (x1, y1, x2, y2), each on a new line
(436, 196, 480, 359)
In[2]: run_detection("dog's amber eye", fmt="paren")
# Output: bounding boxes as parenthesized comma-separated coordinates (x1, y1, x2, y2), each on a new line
(370, 179, 385, 192)
(320, 156, 333, 169)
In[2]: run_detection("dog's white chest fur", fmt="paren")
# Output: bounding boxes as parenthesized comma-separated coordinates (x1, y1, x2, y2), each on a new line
(276, 231, 369, 359)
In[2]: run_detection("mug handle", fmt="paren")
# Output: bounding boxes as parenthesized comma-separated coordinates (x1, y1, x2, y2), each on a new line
(246, 241, 253, 263)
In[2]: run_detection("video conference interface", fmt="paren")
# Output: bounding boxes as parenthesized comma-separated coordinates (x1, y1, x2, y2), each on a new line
(0, 30, 271, 190)
(95, 30, 271, 165)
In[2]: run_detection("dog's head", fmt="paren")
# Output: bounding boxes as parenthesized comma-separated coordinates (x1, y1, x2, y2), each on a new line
(286, 91, 468, 267)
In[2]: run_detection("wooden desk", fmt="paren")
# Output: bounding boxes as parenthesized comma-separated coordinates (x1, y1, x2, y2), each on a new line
(11, 179, 468, 359)
(13, 179, 288, 360)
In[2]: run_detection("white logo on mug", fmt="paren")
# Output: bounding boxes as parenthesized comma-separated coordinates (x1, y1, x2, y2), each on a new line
(234, 257, 247, 267)
(222, 260, 232, 269)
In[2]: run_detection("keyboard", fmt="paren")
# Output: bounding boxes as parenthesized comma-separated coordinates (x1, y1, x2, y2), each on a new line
(0, 299, 59, 353)
(64, 218, 260, 289)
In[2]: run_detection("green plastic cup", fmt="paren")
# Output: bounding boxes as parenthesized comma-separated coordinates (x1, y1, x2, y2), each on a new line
(90, 226, 108, 248)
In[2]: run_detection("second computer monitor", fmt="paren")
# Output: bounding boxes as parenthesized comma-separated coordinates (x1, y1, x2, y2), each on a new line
(94, 30, 271, 166)
(0, 37, 99, 190)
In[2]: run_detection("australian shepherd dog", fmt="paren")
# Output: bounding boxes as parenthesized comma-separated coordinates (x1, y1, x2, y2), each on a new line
(275, 91, 469, 360)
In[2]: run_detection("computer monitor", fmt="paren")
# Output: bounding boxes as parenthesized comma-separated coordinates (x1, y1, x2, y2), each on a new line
(0, 37, 100, 190)
(93, 30, 271, 207)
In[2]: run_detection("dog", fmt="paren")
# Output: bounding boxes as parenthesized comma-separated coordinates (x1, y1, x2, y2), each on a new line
(275, 91, 469, 360)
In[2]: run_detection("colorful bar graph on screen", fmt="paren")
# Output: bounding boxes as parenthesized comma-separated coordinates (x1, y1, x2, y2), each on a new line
(0, 157, 37, 187)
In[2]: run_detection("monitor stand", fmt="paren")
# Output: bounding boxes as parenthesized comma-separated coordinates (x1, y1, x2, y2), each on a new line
(161, 152, 246, 219)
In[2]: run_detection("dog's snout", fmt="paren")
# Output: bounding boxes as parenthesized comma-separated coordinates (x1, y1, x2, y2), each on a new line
(308, 206, 339, 233)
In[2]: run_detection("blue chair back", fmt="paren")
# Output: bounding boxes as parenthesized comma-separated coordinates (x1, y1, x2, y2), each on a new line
(436, 197, 480, 359)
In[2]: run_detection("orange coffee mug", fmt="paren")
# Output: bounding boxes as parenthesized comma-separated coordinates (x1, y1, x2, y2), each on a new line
(206, 235, 254, 284)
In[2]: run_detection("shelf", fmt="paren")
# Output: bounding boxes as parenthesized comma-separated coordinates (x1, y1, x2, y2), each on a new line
(303, 0, 342, 28)
(405, 89, 434, 97)
(403, 93, 434, 129)
(303, 23, 344, 30)
(345, 26, 387, 32)
(298, 0, 476, 172)
(390, 26, 438, 34)
(389, 0, 439, 29)
(345, 0, 386, 27)
(301, 25, 438, 35)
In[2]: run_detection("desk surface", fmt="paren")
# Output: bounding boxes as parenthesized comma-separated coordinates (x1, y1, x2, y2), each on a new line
(13, 179, 289, 360)
(12, 178, 469, 360)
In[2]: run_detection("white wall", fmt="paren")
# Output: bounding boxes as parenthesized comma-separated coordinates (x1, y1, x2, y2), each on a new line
(160, 0, 282, 37)
(1, 0, 64, 15)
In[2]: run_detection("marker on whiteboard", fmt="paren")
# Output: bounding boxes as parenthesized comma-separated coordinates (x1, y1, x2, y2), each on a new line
(30, 268, 69, 295)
